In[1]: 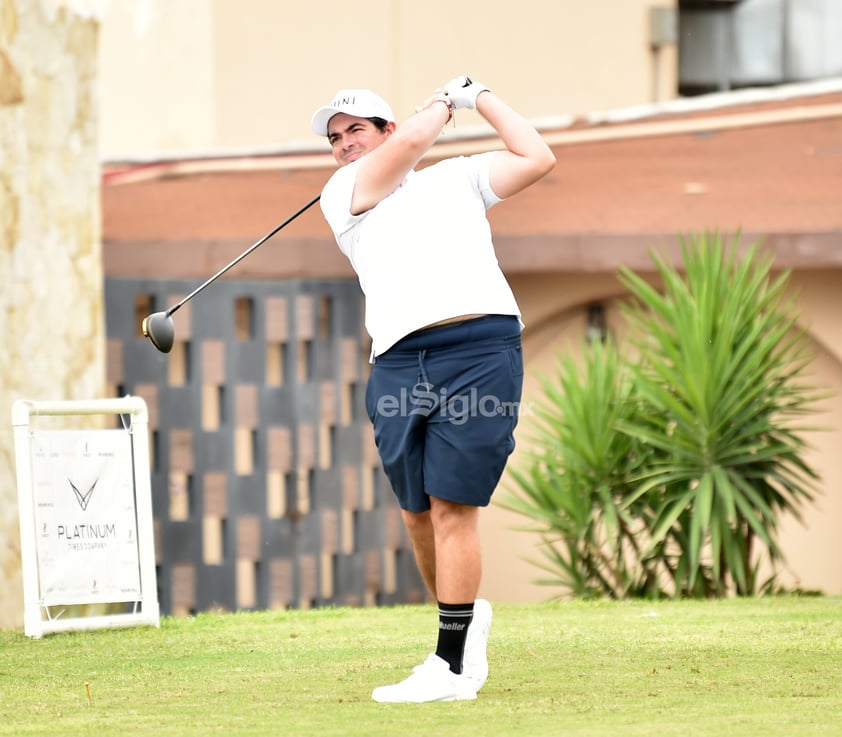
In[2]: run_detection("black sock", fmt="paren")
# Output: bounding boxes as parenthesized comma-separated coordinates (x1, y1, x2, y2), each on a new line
(435, 601, 474, 674)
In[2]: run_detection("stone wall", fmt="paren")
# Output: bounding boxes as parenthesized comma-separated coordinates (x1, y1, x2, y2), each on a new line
(0, 0, 103, 630)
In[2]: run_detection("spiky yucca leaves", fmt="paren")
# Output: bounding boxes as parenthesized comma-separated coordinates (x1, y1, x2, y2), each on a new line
(617, 234, 822, 596)
(502, 339, 656, 598)
(504, 234, 823, 599)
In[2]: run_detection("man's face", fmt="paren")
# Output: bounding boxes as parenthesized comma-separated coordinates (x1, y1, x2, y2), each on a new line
(327, 113, 393, 166)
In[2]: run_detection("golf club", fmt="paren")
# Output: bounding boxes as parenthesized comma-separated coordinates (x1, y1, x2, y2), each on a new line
(141, 194, 321, 353)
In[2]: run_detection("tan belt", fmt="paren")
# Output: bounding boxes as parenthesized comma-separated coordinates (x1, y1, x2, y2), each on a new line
(415, 313, 488, 333)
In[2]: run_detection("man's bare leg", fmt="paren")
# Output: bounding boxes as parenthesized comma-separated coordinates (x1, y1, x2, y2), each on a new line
(402, 508, 437, 597)
(429, 497, 481, 603)
(401, 500, 482, 601)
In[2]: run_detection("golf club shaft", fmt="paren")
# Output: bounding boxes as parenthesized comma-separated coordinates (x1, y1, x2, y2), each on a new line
(166, 194, 321, 317)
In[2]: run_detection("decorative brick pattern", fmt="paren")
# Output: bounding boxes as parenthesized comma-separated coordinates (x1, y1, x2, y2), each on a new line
(105, 278, 424, 613)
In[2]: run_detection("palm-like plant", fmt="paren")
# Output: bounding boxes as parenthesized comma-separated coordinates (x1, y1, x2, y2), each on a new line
(618, 235, 822, 596)
(504, 338, 651, 598)
(504, 234, 824, 598)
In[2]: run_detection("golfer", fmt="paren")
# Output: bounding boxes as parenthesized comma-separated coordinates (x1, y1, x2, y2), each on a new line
(311, 76, 555, 703)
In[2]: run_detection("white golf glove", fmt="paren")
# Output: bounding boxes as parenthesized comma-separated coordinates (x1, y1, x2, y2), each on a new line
(442, 75, 489, 110)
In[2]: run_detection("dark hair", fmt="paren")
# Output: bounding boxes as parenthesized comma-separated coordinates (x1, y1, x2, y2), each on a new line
(367, 117, 389, 132)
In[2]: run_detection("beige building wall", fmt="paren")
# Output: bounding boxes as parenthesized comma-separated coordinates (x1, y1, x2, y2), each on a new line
(98, 0, 678, 158)
(97, 0, 215, 155)
(0, 0, 104, 629)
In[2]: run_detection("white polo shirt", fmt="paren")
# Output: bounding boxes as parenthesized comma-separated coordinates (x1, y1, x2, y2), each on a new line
(319, 152, 521, 358)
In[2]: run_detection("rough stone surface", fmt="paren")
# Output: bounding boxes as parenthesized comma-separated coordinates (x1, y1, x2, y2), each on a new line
(0, 0, 103, 630)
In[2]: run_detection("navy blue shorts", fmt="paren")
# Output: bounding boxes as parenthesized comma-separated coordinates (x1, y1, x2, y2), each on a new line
(364, 315, 524, 513)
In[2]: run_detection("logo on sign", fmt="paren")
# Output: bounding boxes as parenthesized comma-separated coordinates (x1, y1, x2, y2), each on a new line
(68, 478, 97, 511)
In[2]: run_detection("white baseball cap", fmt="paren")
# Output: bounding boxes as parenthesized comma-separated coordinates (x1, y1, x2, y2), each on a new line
(311, 89, 395, 136)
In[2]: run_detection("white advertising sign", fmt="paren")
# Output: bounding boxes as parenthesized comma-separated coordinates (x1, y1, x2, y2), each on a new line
(31, 429, 142, 605)
(13, 396, 160, 637)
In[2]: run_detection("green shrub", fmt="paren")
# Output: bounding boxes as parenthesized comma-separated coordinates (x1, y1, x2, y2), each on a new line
(504, 234, 824, 598)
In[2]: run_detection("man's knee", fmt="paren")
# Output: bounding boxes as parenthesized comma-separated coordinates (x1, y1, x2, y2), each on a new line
(429, 498, 478, 533)
(402, 508, 432, 536)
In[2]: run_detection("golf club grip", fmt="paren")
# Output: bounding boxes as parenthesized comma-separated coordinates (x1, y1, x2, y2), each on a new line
(168, 194, 321, 316)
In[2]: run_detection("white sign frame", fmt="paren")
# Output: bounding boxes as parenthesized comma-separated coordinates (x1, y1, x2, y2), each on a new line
(12, 397, 160, 638)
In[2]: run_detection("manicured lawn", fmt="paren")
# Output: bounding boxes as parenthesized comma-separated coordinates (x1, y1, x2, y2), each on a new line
(1, 597, 840, 736)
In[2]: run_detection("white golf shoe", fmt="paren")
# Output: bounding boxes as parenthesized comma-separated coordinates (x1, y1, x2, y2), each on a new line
(462, 598, 492, 691)
(371, 653, 477, 703)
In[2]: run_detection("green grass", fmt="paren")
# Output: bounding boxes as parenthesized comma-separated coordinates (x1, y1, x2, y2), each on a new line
(1, 597, 841, 737)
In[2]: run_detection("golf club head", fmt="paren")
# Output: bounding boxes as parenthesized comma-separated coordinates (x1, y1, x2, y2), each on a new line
(141, 311, 175, 353)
